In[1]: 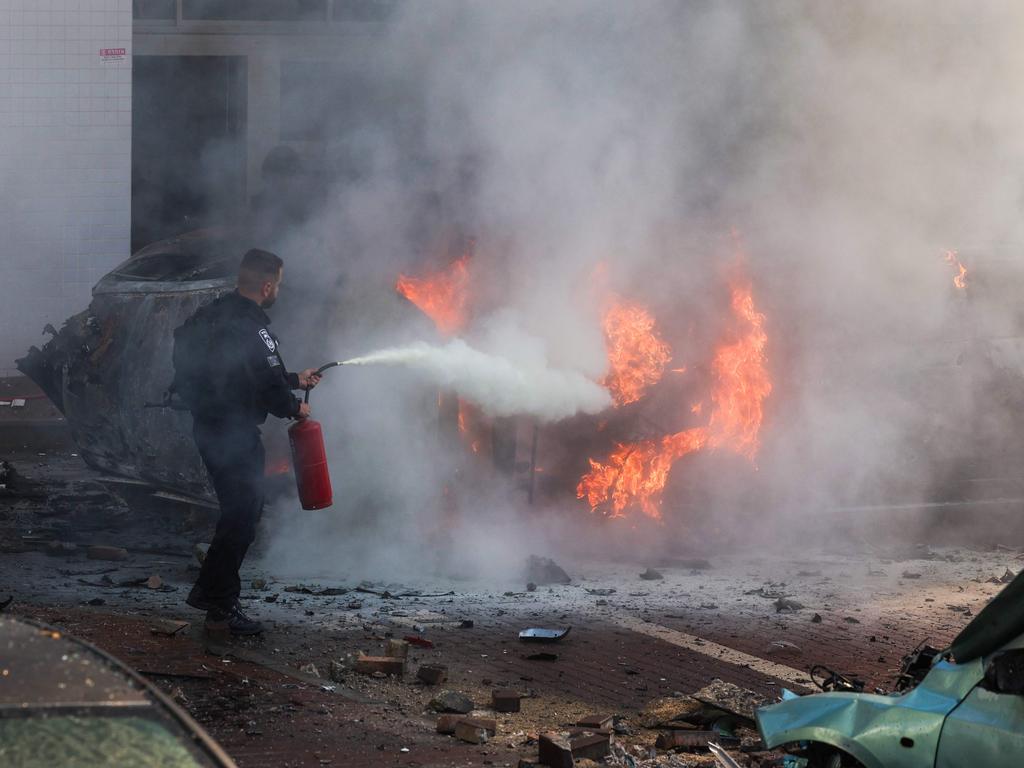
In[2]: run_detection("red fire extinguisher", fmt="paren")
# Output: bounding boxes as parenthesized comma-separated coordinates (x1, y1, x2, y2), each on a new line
(288, 362, 342, 510)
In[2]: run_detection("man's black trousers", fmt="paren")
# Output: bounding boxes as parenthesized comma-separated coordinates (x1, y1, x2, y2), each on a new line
(192, 419, 265, 609)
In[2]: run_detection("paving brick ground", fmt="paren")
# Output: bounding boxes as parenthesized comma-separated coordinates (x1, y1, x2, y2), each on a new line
(2, 428, 1021, 766)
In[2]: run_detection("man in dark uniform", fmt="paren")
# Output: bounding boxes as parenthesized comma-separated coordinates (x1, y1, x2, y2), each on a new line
(181, 249, 321, 635)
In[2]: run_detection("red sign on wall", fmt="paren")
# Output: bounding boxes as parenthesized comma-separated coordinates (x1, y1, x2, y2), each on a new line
(100, 48, 126, 62)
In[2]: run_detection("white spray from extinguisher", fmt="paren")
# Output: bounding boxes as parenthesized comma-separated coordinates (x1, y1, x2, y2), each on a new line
(337, 339, 612, 424)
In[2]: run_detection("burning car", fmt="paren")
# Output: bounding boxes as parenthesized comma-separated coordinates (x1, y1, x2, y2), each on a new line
(756, 570, 1024, 767)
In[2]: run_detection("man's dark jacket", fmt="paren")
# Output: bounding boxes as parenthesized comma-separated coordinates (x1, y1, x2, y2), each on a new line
(182, 291, 301, 425)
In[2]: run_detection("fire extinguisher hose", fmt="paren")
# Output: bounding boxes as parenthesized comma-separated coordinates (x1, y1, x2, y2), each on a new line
(303, 361, 347, 404)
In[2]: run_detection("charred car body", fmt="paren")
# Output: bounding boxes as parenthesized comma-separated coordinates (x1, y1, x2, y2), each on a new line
(17, 229, 253, 502)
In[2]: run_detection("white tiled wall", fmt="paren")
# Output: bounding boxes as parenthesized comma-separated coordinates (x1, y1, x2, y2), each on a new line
(0, 0, 131, 377)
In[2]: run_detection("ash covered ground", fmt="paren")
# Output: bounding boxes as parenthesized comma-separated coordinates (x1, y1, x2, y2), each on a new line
(2, 416, 1018, 768)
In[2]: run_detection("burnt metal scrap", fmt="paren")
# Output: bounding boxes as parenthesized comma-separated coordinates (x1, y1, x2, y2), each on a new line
(17, 229, 246, 502)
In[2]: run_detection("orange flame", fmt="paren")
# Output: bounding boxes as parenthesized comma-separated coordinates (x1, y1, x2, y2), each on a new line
(601, 299, 672, 406)
(396, 253, 470, 335)
(706, 284, 771, 459)
(458, 399, 485, 454)
(577, 281, 771, 519)
(944, 250, 967, 290)
(578, 428, 708, 519)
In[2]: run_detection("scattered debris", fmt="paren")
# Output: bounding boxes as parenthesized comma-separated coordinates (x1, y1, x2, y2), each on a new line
(404, 635, 434, 649)
(523, 652, 558, 662)
(519, 627, 571, 643)
(354, 655, 404, 677)
(284, 585, 350, 596)
(328, 661, 346, 683)
(86, 545, 128, 561)
(774, 597, 804, 613)
(386, 639, 409, 659)
(745, 585, 787, 599)
(298, 663, 320, 678)
(429, 690, 474, 714)
(492, 689, 522, 713)
(766, 639, 801, 654)
(708, 741, 744, 768)
(454, 720, 489, 744)
(58, 566, 118, 577)
(417, 664, 448, 685)
(638, 697, 704, 729)
(691, 679, 767, 722)
(660, 557, 712, 570)
(539, 731, 612, 766)
(149, 619, 189, 637)
(655, 730, 721, 751)
(251, 578, 267, 591)
(844, 616, 861, 624)
(901, 571, 922, 579)
(146, 575, 163, 590)
(43, 541, 77, 557)
(527, 582, 538, 592)
(568, 732, 611, 761)
(577, 714, 614, 731)
(436, 715, 495, 735)
(639, 568, 664, 581)
(525, 555, 572, 585)
(811, 613, 822, 623)
(585, 588, 616, 596)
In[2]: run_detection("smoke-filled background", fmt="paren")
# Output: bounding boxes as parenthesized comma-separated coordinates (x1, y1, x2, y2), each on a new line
(259, 1, 1024, 580)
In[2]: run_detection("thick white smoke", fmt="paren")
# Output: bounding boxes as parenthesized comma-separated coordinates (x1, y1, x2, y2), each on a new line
(258, 0, 1024, 580)
(342, 338, 612, 423)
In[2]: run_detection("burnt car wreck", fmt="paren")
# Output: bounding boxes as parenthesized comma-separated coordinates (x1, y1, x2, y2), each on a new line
(17, 230, 248, 503)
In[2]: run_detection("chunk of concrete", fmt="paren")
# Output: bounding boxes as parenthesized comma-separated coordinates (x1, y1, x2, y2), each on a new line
(417, 664, 448, 685)
(354, 655, 404, 677)
(455, 720, 489, 744)
(492, 689, 521, 713)
(387, 639, 410, 659)
(87, 545, 127, 561)
(570, 733, 610, 761)
(429, 690, 474, 714)
(436, 715, 496, 735)
(537, 733, 574, 768)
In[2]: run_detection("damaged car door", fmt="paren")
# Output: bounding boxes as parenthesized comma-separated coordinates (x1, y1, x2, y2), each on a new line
(935, 647, 1024, 767)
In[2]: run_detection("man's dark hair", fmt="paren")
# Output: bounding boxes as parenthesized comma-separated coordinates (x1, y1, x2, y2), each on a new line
(238, 248, 283, 291)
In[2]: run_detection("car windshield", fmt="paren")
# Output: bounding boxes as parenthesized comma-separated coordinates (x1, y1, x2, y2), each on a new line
(0, 714, 212, 767)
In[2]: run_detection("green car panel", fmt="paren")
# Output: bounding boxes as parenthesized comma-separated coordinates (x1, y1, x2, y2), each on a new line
(936, 686, 1024, 768)
(757, 659, 983, 768)
(757, 567, 1024, 767)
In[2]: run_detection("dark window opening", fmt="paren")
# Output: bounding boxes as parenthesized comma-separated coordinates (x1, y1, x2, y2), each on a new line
(182, 0, 327, 21)
(132, 56, 248, 252)
(133, 0, 176, 20)
(332, 0, 399, 22)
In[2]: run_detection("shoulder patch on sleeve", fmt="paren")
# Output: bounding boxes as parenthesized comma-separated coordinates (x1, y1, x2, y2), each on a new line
(266, 354, 281, 368)
(259, 328, 276, 351)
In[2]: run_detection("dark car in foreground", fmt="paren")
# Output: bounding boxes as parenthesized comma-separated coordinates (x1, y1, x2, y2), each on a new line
(0, 616, 235, 767)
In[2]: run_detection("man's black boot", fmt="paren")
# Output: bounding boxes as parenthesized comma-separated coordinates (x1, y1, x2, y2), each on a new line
(186, 584, 218, 612)
(206, 601, 264, 636)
